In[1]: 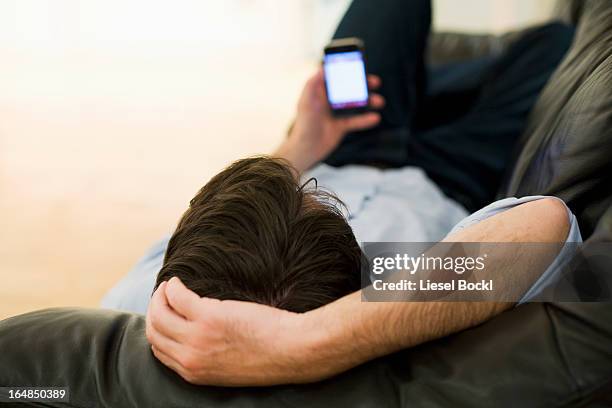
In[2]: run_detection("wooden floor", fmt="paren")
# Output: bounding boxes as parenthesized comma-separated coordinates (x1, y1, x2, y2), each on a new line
(0, 49, 312, 320)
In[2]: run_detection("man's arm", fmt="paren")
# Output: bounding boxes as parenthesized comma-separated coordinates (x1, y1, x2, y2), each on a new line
(146, 197, 570, 386)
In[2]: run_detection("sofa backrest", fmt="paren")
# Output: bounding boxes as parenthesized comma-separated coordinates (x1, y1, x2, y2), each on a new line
(500, 0, 612, 239)
(553, 0, 585, 24)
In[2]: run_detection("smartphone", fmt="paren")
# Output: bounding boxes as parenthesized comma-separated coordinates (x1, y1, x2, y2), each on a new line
(323, 38, 370, 116)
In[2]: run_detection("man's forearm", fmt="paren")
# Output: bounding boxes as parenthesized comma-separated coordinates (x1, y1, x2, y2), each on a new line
(293, 294, 506, 381)
(292, 198, 570, 381)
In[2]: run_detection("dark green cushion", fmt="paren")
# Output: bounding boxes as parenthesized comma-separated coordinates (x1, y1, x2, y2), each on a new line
(1, 300, 610, 408)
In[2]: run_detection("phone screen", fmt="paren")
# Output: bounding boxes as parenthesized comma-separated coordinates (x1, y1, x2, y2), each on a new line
(324, 51, 369, 110)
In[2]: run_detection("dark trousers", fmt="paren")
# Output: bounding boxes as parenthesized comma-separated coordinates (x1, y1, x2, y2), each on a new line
(324, 0, 574, 212)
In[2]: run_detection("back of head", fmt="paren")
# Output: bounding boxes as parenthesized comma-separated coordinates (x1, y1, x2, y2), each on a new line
(155, 157, 362, 312)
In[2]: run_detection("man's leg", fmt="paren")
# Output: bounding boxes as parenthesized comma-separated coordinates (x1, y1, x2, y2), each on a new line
(407, 23, 575, 212)
(324, 0, 431, 167)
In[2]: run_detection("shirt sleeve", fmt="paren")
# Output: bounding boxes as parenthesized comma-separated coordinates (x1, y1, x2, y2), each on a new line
(446, 195, 583, 303)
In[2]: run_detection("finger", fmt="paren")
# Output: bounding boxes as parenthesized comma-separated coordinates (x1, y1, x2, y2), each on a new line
(307, 68, 325, 90)
(368, 75, 382, 90)
(340, 112, 381, 132)
(370, 93, 386, 109)
(148, 281, 191, 342)
(314, 67, 324, 81)
(147, 281, 166, 317)
(146, 281, 167, 333)
(151, 345, 189, 379)
(313, 68, 327, 96)
(146, 305, 188, 365)
(165, 277, 207, 320)
(146, 318, 183, 359)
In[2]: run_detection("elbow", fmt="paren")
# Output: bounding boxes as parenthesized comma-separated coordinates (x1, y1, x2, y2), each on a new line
(533, 198, 571, 242)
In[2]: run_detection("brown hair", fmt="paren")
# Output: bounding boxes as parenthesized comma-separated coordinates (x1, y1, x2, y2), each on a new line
(154, 157, 362, 312)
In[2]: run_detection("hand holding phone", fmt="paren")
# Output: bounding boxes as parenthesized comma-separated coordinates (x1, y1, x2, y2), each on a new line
(273, 53, 384, 173)
(323, 38, 370, 116)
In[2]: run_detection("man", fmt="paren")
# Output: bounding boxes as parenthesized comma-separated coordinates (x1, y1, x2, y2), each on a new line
(102, 0, 577, 386)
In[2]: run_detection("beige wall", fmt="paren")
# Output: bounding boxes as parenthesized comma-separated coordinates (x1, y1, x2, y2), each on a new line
(310, 0, 557, 55)
(434, 0, 557, 33)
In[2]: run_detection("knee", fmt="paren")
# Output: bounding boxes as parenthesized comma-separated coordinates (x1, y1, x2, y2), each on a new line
(531, 22, 575, 55)
(539, 21, 575, 38)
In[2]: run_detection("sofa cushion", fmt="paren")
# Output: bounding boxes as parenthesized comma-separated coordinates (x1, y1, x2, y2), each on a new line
(2, 297, 611, 408)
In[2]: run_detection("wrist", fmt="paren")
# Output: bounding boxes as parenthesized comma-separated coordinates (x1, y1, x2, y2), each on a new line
(271, 308, 344, 383)
(280, 297, 374, 383)
(272, 137, 311, 176)
(274, 119, 339, 174)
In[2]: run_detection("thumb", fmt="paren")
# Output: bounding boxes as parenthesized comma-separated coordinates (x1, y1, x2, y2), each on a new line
(310, 67, 324, 87)
(304, 68, 326, 98)
(165, 277, 206, 320)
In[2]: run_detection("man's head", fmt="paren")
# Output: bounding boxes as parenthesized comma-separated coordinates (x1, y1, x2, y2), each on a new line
(154, 157, 362, 313)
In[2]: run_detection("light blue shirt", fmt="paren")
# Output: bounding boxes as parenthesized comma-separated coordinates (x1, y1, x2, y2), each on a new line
(304, 164, 469, 243)
(102, 164, 581, 313)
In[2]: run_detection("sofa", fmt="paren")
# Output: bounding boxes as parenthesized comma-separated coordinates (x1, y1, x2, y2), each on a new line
(1, 0, 611, 406)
